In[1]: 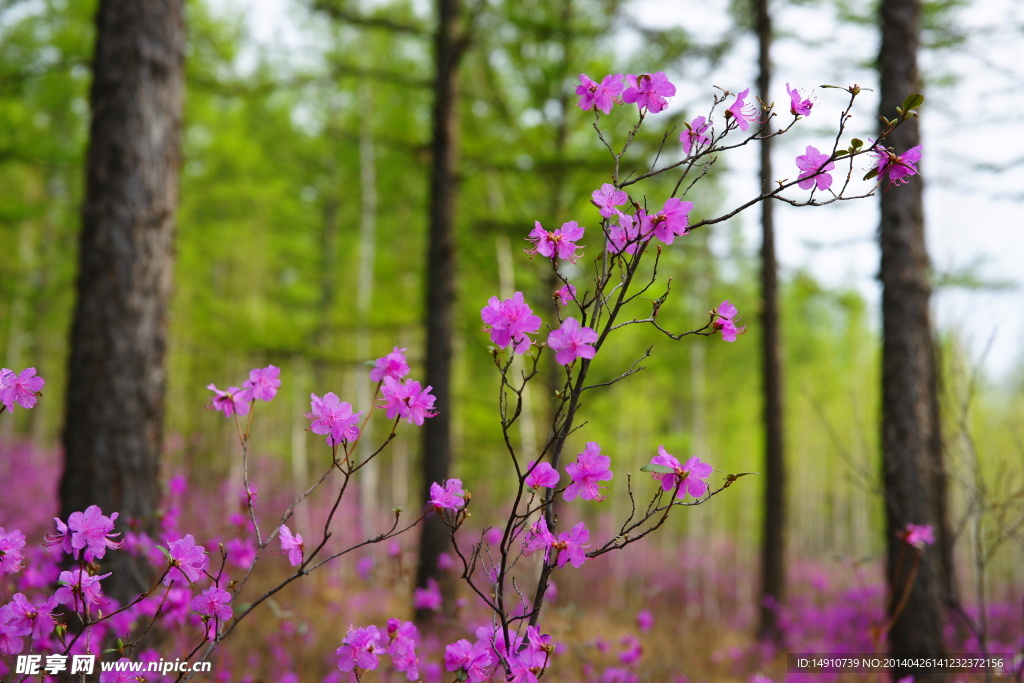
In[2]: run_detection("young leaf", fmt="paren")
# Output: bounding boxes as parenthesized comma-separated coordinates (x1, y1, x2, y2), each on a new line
(901, 93, 924, 111)
(640, 463, 676, 474)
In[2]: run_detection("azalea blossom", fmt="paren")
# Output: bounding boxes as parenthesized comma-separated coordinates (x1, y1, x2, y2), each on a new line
(207, 383, 250, 417)
(547, 317, 598, 366)
(278, 524, 304, 567)
(163, 534, 208, 586)
(307, 392, 363, 445)
(554, 284, 577, 306)
(526, 220, 585, 263)
(481, 292, 543, 354)
(525, 461, 560, 490)
(243, 364, 280, 401)
(713, 300, 746, 342)
(642, 197, 693, 245)
(380, 377, 438, 426)
(795, 146, 835, 191)
(336, 624, 386, 673)
(680, 115, 711, 156)
(428, 479, 466, 511)
(591, 183, 628, 218)
(649, 446, 713, 500)
(191, 587, 233, 621)
(903, 523, 935, 549)
(369, 347, 410, 383)
(785, 82, 813, 116)
(872, 144, 922, 187)
(0, 367, 44, 412)
(576, 73, 624, 115)
(564, 442, 612, 501)
(621, 72, 676, 114)
(725, 88, 758, 131)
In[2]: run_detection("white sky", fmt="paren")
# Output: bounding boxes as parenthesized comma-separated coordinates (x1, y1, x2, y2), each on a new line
(239, 0, 1024, 382)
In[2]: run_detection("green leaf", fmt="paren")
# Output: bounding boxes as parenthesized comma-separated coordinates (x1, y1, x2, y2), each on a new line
(835, 149, 849, 158)
(901, 93, 924, 111)
(640, 463, 676, 474)
(850, 138, 863, 149)
(156, 545, 172, 561)
(863, 167, 879, 181)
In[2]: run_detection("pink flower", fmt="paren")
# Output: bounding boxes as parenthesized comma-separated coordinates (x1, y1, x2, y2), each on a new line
(680, 115, 711, 156)
(0, 527, 26, 575)
(2, 593, 57, 640)
(872, 144, 922, 187)
(591, 184, 628, 218)
(445, 639, 495, 683)
(552, 522, 590, 568)
(903, 523, 934, 549)
(336, 624, 386, 672)
(523, 516, 556, 558)
(369, 347, 410, 383)
(526, 220, 585, 263)
(225, 537, 256, 569)
(0, 367, 44, 412)
(622, 72, 676, 114)
(278, 525, 304, 567)
(99, 660, 139, 683)
(481, 292, 542, 354)
(429, 479, 466, 511)
(163, 534, 208, 586)
(795, 146, 835, 191)
(649, 446, 713, 499)
(207, 383, 250, 417)
(413, 578, 442, 611)
(387, 619, 420, 681)
(66, 505, 123, 562)
(191, 587, 233, 621)
(576, 74, 624, 115)
(785, 83, 813, 116)
(54, 568, 111, 607)
(243, 364, 280, 401)
(606, 211, 647, 255)
(725, 88, 759, 131)
(637, 609, 653, 631)
(307, 392, 363, 445)
(713, 300, 745, 342)
(380, 377, 438, 426)
(554, 284, 577, 306)
(547, 317, 598, 366)
(564, 442, 613, 501)
(525, 461, 560, 490)
(643, 197, 693, 245)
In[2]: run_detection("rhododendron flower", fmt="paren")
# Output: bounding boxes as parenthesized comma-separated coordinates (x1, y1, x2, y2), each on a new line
(525, 461, 560, 489)
(66, 505, 123, 562)
(552, 522, 590, 568)
(387, 619, 420, 681)
(207, 384, 250, 417)
(547, 317, 598, 366)
(637, 609, 653, 631)
(336, 624, 386, 673)
(680, 116, 711, 156)
(554, 284, 577, 306)
(606, 211, 647, 255)
(307, 392, 362, 445)
(0, 527, 26, 575)
(795, 146, 835, 191)
(785, 82, 813, 116)
(526, 220, 585, 262)
(0, 603, 28, 655)
(243, 364, 280, 401)
(564, 442, 612, 501)
(278, 525, 304, 567)
(445, 639, 495, 683)
(576, 73, 624, 115)
(592, 183, 628, 218)
(649, 446, 713, 500)
(872, 144, 922, 187)
(380, 377, 438, 426)
(713, 300, 745, 342)
(523, 516, 556, 558)
(903, 523, 934, 549)
(369, 346, 410, 383)
(643, 197, 693, 245)
(413, 578, 442, 611)
(0, 367, 44, 412)
(225, 537, 256, 569)
(3, 593, 57, 640)
(54, 568, 111, 607)
(192, 587, 233, 621)
(481, 292, 542, 354)
(429, 479, 466, 511)
(725, 88, 758, 131)
(163, 534, 208, 586)
(622, 72, 676, 114)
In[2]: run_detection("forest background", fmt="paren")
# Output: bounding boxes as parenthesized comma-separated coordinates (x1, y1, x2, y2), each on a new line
(1, 0, 1023, 679)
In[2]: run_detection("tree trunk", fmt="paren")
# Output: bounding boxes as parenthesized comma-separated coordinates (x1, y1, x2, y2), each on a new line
(60, 0, 185, 605)
(877, 0, 950, 678)
(755, 0, 786, 645)
(415, 0, 463, 625)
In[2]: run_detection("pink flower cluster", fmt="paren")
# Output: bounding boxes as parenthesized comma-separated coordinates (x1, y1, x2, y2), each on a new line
(207, 364, 281, 417)
(576, 72, 675, 115)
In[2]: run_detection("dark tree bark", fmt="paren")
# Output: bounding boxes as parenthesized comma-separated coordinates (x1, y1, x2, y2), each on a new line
(415, 0, 464, 625)
(754, 0, 786, 645)
(60, 0, 185, 605)
(877, 0, 951, 678)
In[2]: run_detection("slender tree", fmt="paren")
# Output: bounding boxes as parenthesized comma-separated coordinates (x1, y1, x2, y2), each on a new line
(754, 0, 786, 645)
(415, 0, 467, 624)
(877, 0, 950, 678)
(60, 0, 185, 604)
